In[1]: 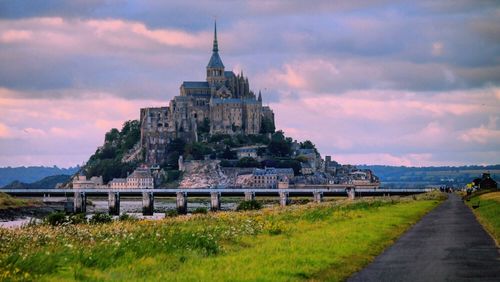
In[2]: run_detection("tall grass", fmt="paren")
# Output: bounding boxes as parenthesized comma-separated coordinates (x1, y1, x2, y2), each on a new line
(0, 194, 443, 281)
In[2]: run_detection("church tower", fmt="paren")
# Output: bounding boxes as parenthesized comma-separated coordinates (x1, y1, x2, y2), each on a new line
(206, 21, 225, 86)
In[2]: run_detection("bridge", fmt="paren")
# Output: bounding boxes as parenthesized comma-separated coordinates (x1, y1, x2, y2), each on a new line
(1, 188, 431, 215)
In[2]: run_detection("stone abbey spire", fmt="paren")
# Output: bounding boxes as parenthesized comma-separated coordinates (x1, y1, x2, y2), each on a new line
(212, 20, 219, 52)
(206, 20, 225, 85)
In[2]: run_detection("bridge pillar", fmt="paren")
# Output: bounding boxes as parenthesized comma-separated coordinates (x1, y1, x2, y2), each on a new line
(210, 192, 221, 211)
(108, 191, 120, 216)
(176, 192, 187, 214)
(279, 191, 289, 207)
(313, 191, 323, 203)
(73, 191, 86, 213)
(346, 188, 356, 200)
(244, 191, 255, 201)
(142, 191, 154, 216)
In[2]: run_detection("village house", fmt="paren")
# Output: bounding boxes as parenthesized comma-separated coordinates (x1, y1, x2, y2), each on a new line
(109, 167, 155, 189)
(73, 167, 155, 189)
(300, 162, 314, 175)
(250, 167, 294, 188)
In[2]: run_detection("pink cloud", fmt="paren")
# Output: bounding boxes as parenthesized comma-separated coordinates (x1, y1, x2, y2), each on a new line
(0, 17, 210, 57)
(460, 117, 500, 144)
(0, 29, 32, 43)
(0, 92, 165, 166)
(268, 86, 499, 165)
(0, 122, 13, 138)
(264, 59, 339, 91)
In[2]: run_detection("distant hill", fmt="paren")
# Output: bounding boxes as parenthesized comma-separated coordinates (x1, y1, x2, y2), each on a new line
(0, 166, 79, 187)
(358, 165, 500, 187)
(2, 175, 72, 189)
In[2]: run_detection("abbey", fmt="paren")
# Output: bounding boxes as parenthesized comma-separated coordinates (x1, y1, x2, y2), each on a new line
(140, 22, 275, 165)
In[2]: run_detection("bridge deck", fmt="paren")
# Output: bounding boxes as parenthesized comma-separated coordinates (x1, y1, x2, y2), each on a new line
(2, 188, 430, 197)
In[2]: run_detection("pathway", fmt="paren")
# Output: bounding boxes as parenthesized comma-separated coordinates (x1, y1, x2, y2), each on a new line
(349, 193, 500, 282)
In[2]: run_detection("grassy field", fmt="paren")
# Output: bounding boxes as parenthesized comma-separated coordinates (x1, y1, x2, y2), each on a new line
(0, 193, 444, 281)
(466, 191, 500, 245)
(0, 192, 38, 210)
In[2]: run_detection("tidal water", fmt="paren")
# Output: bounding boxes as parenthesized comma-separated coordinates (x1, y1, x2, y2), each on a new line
(87, 196, 241, 213)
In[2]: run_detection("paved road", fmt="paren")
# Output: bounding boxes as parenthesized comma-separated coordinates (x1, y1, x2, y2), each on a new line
(349, 193, 500, 282)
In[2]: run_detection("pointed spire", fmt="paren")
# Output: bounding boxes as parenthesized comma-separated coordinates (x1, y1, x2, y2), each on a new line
(213, 20, 219, 52)
(258, 90, 262, 102)
(207, 20, 224, 70)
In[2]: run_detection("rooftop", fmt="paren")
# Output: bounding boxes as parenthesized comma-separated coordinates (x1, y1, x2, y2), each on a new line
(128, 168, 153, 179)
(211, 98, 260, 105)
(182, 81, 210, 89)
(253, 167, 294, 176)
(207, 52, 224, 68)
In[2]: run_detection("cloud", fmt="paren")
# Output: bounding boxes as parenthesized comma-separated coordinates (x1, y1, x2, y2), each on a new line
(0, 122, 14, 138)
(258, 58, 500, 95)
(270, 87, 500, 165)
(0, 1, 110, 19)
(460, 116, 500, 144)
(0, 29, 32, 42)
(0, 17, 215, 98)
(0, 1, 499, 167)
(0, 93, 164, 167)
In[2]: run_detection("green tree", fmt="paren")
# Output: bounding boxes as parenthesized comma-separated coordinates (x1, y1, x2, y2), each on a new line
(167, 138, 186, 155)
(161, 151, 180, 170)
(185, 142, 212, 160)
(222, 146, 237, 160)
(295, 155, 309, 163)
(99, 144, 117, 159)
(120, 120, 140, 151)
(300, 140, 318, 154)
(197, 118, 210, 134)
(105, 128, 120, 143)
(237, 157, 261, 168)
(268, 131, 292, 157)
(260, 117, 275, 134)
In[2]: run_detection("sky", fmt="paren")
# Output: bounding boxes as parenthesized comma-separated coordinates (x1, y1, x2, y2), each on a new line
(0, 0, 499, 168)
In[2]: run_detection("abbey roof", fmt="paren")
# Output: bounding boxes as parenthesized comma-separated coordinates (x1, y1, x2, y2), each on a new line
(182, 81, 210, 88)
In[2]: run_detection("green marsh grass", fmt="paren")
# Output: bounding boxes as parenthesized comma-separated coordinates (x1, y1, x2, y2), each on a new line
(0, 193, 444, 281)
(0, 192, 38, 210)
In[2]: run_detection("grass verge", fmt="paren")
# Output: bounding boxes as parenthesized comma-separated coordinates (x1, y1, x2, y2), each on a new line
(0, 192, 38, 210)
(465, 191, 500, 246)
(0, 193, 444, 281)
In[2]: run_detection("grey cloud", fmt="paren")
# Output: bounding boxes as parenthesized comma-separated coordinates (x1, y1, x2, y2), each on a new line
(0, 0, 110, 19)
(1, 1, 499, 98)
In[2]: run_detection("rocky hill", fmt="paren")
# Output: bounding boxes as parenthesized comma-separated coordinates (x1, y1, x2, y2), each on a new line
(178, 160, 230, 188)
(80, 120, 142, 183)
(178, 161, 257, 188)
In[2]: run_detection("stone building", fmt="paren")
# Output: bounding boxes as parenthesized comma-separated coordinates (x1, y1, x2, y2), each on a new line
(233, 147, 259, 160)
(473, 173, 498, 190)
(141, 22, 275, 165)
(72, 175, 107, 189)
(108, 167, 154, 189)
(251, 167, 294, 188)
